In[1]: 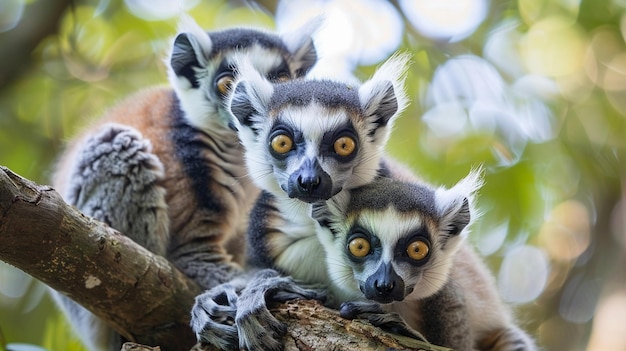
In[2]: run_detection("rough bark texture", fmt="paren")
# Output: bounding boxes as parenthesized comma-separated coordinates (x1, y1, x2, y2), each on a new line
(0, 166, 449, 351)
(0, 166, 201, 350)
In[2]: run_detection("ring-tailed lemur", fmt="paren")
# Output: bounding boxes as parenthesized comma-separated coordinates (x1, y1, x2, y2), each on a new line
(50, 16, 321, 351)
(191, 54, 417, 350)
(311, 172, 537, 351)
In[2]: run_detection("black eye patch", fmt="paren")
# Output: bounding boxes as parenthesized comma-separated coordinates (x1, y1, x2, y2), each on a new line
(321, 122, 359, 162)
(394, 228, 432, 266)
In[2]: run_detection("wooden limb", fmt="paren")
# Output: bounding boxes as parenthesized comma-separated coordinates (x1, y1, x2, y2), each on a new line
(271, 299, 452, 351)
(0, 165, 449, 351)
(0, 165, 201, 350)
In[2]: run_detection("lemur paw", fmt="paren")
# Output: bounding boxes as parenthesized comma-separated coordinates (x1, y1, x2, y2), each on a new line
(235, 269, 326, 351)
(340, 301, 428, 342)
(191, 284, 240, 350)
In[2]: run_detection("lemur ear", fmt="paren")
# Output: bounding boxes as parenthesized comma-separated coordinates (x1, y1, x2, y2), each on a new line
(280, 16, 323, 77)
(311, 192, 350, 240)
(169, 16, 212, 88)
(358, 53, 410, 143)
(228, 59, 274, 133)
(439, 197, 471, 236)
(359, 80, 398, 130)
(435, 168, 483, 239)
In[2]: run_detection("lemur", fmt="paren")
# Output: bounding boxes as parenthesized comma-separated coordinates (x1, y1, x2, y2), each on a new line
(190, 54, 418, 350)
(50, 16, 320, 351)
(191, 54, 537, 350)
(311, 173, 538, 351)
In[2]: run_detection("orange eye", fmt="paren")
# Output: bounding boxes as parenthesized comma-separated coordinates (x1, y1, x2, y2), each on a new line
(406, 240, 429, 261)
(270, 134, 293, 154)
(348, 237, 371, 258)
(334, 136, 356, 156)
(216, 75, 234, 95)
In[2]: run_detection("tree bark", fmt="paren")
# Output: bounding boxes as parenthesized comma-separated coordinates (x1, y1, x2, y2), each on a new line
(0, 165, 200, 350)
(0, 165, 449, 351)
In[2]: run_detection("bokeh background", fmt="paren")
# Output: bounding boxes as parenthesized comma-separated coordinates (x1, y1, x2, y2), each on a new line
(1, 0, 625, 350)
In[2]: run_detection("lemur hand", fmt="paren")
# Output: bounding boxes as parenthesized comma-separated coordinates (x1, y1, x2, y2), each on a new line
(340, 300, 428, 342)
(236, 269, 326, 351)
(191, 283, 240, 350)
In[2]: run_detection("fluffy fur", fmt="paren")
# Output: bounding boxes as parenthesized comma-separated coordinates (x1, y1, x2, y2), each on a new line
(50, 17, 320, 351)
(312, 172, 537, 351)
(190, 54, 413, 350)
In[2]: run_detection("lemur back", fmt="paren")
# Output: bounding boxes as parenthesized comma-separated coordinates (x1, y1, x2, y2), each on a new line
(312, 174, 537, 351)
(50, 17, 319, 351)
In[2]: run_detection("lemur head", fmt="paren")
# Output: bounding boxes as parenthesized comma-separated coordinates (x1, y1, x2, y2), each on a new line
(312, 170, 482, 303)
(228, 54, 409, 203)
(167, 16, 320, 133)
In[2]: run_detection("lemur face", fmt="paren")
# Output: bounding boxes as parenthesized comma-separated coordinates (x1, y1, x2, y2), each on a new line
(167, 17, 320, 132)
(312, 173, 481, 303)
(229, 54, 409, 203)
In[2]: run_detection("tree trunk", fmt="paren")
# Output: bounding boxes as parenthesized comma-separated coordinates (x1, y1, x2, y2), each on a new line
(0, 166, 449, 351)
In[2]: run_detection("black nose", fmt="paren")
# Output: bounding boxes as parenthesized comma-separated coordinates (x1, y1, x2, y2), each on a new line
(363, 263, 405, 303)
(287, 159, 333, 202)
(297, 173, 320, 191)
(374, 279, 396, 293)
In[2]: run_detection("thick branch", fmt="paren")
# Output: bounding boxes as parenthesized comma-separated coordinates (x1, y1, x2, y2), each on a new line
(0, 165, 447, 351)
(0, 165, 201, 350)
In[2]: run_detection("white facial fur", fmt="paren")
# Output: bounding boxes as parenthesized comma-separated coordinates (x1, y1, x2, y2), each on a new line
(315, 169, 482, 303)
(166, 15, 320, 134)
(228, 53, 411, 202)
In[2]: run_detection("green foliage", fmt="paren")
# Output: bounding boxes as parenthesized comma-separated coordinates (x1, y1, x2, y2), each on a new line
(1, 0, 625, 350)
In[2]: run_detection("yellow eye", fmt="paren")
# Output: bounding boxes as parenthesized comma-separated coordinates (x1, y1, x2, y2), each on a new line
(334, 136, 356, 156)
(270, 134, 293, 154)
(348, 237, 371, 258)
(216, 75, 234, 95)
(407, 240, 429, 261)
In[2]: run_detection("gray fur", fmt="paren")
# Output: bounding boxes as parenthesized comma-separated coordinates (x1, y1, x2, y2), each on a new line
(53, 124, 168, 351)
(51, 17, 321, 351)
(347, 177, 437, 217)
(66, 124, 170, 254)
(191, 269, 325, 351)
(268, 80, 361, 113)
(419, 281, 474, 351)
(315, 175, 537, 351)
(190, 55, 411, 351)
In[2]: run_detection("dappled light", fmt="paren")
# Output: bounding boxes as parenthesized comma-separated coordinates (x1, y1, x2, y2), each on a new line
(399, 0, 488, 42)
(1, 0, 626, 350)
(276, 0, 404, 78)
(498, 245, 550, 304)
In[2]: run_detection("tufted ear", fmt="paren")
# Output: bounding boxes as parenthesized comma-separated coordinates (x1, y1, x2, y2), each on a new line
(311, 191, 350, 245)
(228, 58, 274, 134)
(280, 16, 323, 77)
(358, 53, 410, 144)
(169, 16, 212, 88)
(434, 168, 483, 244)
(440, 197, 471, 236)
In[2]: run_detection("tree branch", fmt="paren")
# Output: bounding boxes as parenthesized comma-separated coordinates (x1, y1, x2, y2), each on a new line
(0, 165, 200, 350)
(0, 165, 448, 351)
